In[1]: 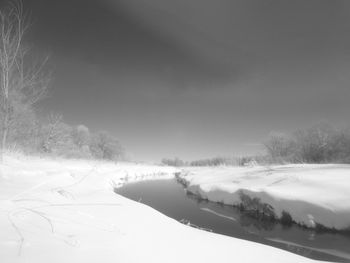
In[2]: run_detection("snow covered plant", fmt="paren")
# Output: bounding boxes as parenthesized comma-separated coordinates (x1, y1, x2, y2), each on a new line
(239, 191, 276, 220)
(280, 211, 293, 226)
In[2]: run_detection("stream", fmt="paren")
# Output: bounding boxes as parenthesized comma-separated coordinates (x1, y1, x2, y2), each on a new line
(116, 178, 350, 262)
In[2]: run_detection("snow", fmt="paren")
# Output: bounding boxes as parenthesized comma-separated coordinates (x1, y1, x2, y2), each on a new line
(0, 154, 327, 262)
(180, 164, 350, 230)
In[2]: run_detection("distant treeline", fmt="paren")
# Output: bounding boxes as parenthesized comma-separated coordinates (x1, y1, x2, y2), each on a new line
(162, 122, 350, 167)
(264, 122, 350, 164)
(161, 156, 259, 167)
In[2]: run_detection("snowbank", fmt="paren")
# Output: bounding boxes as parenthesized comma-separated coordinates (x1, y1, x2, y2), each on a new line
(180, 164, 350, 230)
(0, 154, 325, 262)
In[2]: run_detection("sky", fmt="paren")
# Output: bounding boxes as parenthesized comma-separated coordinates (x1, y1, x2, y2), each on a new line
(7, 0, 350, 161)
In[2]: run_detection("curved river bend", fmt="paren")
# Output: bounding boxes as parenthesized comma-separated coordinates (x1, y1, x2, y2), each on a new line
(116, 178, 350, 263)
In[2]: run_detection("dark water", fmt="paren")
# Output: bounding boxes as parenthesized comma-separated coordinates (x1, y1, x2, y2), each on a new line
(116, 179, 350, 263)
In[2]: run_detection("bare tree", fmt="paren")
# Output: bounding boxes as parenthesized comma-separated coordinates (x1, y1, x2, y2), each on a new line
(90, 131, 125, 161)
(0, 1, 50, 160)
(264, 132, 296, 163)
(72, 125, 90, 149)
(40, 113, 65, 153)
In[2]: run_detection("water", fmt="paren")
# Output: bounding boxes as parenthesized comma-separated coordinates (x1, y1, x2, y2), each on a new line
(116, 178, 350, 262)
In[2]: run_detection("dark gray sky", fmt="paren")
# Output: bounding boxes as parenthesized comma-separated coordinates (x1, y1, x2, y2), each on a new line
(13, 0, 350, 161)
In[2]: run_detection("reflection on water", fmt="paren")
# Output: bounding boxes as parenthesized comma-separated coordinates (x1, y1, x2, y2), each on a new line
(116, 179, 350, 262)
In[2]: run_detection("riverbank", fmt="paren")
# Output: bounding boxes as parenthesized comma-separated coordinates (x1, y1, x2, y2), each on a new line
(179, 165, 350, 231)
(0, 154, 322, 263)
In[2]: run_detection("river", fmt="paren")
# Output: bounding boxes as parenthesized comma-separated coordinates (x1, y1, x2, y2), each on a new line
(116, 178, 350, 262)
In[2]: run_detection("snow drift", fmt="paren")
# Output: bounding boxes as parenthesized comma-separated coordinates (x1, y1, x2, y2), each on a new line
(180, 164, 350, 230)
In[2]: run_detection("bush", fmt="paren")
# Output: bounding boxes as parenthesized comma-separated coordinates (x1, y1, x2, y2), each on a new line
(280, 211, 293, 226)
(239, 191, 276, 220)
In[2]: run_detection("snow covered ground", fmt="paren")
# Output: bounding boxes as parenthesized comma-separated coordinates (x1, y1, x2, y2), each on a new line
(179, 164, 350, 230)
(0, 154, 330, 262)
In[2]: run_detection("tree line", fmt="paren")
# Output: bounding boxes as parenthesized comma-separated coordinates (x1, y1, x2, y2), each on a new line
(161, 156, 258, 167)
(0, 1, 125, 161)
(162, 122, 350, 167)
(13, 113, 125, 161)
(264, 122, 350, 164)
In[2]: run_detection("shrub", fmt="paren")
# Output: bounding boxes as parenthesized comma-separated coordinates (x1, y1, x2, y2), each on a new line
(280, 211, 293, 226)
(239, 191, 276, 220)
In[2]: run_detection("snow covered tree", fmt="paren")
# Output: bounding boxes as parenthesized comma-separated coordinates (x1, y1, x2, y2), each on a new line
(40, 114, 72, 154)
(264, 132, 295, 163)
(0, 1, 50, 160)
(72, 125, 90, 149)
(90, 131, 124, 161)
